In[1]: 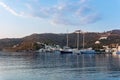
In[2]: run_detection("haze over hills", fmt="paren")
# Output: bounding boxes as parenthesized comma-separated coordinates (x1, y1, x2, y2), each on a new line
(0, 29, 120, 52)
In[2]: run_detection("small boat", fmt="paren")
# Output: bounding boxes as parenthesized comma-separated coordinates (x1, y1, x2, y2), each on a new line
(60, 46, 73, 54)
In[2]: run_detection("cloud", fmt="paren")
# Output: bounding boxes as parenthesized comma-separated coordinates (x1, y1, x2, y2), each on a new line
(0, 1, 21, 16)
(80, 0, 89, 3)
(76, 5, 92, 17)
(0, 0, 101, 26)
(51, 15, 78, 26)
(80, 13, 101, 25)
(25, 3, 33, 10)
(51, 13, 101, 26)
(50, 1, 101, 25)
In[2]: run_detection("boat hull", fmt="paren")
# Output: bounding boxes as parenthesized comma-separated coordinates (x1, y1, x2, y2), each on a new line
(60, 51, 73, 54)
(80, 50, 96, 54)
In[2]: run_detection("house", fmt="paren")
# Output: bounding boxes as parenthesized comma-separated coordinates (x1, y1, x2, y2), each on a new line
(95, 41, 100, 44)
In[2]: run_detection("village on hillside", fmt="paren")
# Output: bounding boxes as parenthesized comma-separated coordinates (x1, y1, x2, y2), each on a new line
(1, 30, 120, 54)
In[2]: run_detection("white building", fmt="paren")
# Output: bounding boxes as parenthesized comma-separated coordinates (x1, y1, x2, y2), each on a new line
(95, 41, 100, 44)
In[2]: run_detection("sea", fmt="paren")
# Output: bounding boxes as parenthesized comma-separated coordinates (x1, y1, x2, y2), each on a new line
(0, 52, 120, 80)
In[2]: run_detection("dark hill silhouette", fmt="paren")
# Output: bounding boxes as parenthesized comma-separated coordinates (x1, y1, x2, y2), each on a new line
(0, 29, 120, 52)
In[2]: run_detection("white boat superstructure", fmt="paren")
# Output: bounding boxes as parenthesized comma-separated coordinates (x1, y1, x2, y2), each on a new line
(72, 49, 80, 54)
(60, 46, 73, 54)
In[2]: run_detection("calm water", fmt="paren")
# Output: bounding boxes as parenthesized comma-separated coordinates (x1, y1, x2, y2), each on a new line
(0, 52, 120, 80)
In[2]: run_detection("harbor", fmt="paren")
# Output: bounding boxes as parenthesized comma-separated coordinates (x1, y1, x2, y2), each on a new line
(36, 30, 120, 55)
(0, 0, 120, 80)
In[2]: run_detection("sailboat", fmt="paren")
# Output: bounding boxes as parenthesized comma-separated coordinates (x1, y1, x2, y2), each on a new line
(80, 31, 96, 54)
(60, 46, 73, 54)
(73, 30, 81, 54)
(60, 31, 73, 54)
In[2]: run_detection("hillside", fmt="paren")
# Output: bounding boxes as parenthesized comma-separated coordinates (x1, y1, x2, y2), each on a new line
(0, 29, 120, 52)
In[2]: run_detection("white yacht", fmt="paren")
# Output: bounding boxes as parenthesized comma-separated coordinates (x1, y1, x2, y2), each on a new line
(60, 46, 73, 54)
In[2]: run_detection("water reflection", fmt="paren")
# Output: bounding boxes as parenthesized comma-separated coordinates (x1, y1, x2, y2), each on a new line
(0, 52, 120, 80)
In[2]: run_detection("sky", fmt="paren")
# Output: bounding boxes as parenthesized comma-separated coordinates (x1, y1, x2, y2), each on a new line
(0, 0, 120, 38)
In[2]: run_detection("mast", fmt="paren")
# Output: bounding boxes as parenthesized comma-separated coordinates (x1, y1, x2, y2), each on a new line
(76, 30, 81, 50)
(77, 31, 80, 50)
(83, 32, 85, 49)
(66, 30, 69, 47)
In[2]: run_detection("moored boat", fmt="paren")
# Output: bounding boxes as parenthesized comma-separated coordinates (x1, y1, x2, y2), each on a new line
(60, 30, 73, 54)
(80, 49, 95, 54)
(60, 46, 73, 54)
(60, 50, 73, 54)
